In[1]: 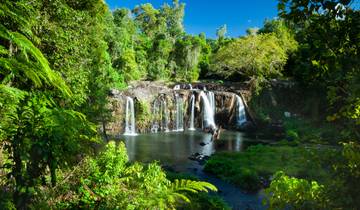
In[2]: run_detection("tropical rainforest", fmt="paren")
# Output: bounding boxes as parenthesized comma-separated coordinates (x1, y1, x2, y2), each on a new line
(0, 0, 359, 209)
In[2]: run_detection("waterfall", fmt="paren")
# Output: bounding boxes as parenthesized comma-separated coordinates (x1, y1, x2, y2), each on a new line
(174, 94, 184, 131)
(124, 97, 137, 136)
(207, 91, 216, 113)
(199, 91, 216, 130)
(189, 84, 193, 90)
(189, 94, 195, 130)
(151, 100, 160, 133)
(161, 99, 170, 132)
(235, 95, 247, 125)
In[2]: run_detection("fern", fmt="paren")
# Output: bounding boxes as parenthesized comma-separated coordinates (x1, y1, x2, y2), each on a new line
(0, 84, 26, 141)
(0, 45, 8, 55)
(0, 24, 71, 96)
(170, 179, 218, 203)
(0, 1, 70, 95)
(0, 1, 34, 37)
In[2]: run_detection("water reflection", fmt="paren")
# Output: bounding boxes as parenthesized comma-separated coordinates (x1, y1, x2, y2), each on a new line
(235, 132, 243, 151)
(120, 130, 266, 210)
(121, 130, 252, 167)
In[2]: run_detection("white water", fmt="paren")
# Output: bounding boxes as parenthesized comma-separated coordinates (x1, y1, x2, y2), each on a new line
(151, 100, 160, 133)
(124, 97, 137, 136)
(189, 94, 196, 130)
(174, 94, 184, 131)
(207, 91, 216, 113)
(199, 91, 216, 130)
(235, 95, 247, 125)
(173, 85, 180, 90)
(174, 84, 192, 90)
(161, 99, 170, 132)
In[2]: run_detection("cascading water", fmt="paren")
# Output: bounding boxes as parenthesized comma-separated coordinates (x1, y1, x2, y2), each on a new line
(199, 91, 216, 130)
(124, 97, 137, 136)
(151, 100, 160, 133)
(207, 91, 216, 113)
(174, 94, 184, 131)
(161, 99, 170, 132)
(189, 94, 196, 130)
(235, 95, 247, 125)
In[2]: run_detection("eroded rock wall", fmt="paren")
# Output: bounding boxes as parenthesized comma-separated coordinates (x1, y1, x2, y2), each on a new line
(105, 81, 252, 136)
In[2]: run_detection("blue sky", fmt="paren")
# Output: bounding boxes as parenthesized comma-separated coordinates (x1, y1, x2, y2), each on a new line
(105, 0, 279, 38)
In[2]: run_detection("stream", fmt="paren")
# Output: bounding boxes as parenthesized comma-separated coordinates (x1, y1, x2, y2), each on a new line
(120, 130, 267, 210)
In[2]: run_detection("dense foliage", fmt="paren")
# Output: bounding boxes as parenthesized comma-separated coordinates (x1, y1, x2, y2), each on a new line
(205, 2, 359, 207)
(210, 20, 297, 82)
(262, 1, 360, 208)
(278, 0, 360, 133)
(0, 0, 218, 209)
(0, 0, 100, 207)
(265, 171, 326, 210)
(0, 0, 359, 209)
(109, 0, 207, 82)
(31, 142, 217, 209)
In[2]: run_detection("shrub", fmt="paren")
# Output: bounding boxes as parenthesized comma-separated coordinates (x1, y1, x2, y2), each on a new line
(264, 171, 327, 210)
(32, 141, 217, 209)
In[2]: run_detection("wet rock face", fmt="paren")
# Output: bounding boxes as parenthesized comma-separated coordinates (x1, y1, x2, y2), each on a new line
(105, 81, 251, 136)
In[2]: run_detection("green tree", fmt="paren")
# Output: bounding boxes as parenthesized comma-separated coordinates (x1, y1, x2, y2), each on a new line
(209, 19, 298, 89)
(198, 33, 212, 78)
(258, 19, 298, 53)
(111, 8, 145, 82)
(210, 33, 289, 81)
(264, 3, 360, 209)
(133, 3, 165, 38)
(132, 0, 194, 81)
(171, 35, 202, 82)
(265, 171, 327, 210)
(0, 0, 124, 208)
(162, 0, 185, 39)
(278, 0, 360, 133)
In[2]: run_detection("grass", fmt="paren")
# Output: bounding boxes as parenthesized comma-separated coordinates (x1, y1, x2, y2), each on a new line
(204, 144, 337, 192)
